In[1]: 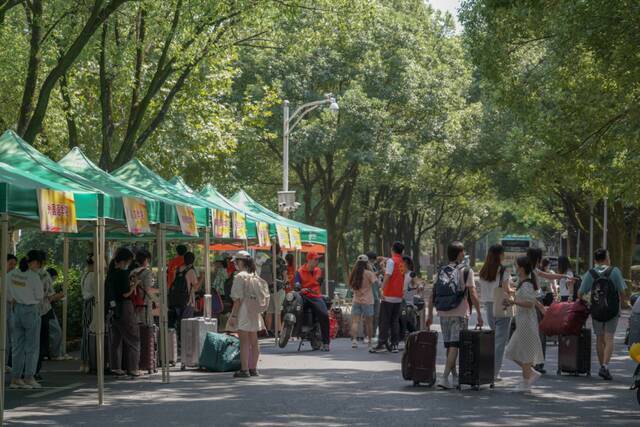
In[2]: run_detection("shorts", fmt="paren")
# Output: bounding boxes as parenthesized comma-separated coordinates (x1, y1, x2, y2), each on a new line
(267, 289, 285, 314)
(440, 316, 467, 348)
(352, 303, 374, 317)
(592, 315, 619, 336)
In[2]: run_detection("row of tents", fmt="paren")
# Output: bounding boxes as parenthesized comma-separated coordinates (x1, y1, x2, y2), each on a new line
(0, 130, 328, 421)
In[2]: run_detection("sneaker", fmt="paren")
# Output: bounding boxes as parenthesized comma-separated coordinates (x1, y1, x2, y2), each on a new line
(352, 340, 358, 349)
(391, 345, 399, 354)
(9, 379, 26, 389)
(128, 371, 142, 378)
(598, 365, 607, 379)
(437, 375, 452, 390)
(249, 369, 260, 377)
(602, 368, 613, 381)
(527, 369, 542, 386)
(233, 370, 250, 378)
(385, 342, 393, 352)
(515, 381, 531, 392)
(321, 344, 330, 352)
(534, 364, 546, 375)
(23, 378, 42, 389)
(369, 344, 387, 353)
(452, 373, 459, 387)
(495, 376, 503, 382)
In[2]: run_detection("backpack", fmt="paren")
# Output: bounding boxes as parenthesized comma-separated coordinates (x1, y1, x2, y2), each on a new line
(589, 267, 620, 322)
(129, 268, 148, 308)
(242, 273, 270, 313)
(169, 267, 192, 309)
(433, 264, 470, 312)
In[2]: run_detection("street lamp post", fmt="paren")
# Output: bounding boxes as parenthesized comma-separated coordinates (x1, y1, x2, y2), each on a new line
(278, 95, 339, 214)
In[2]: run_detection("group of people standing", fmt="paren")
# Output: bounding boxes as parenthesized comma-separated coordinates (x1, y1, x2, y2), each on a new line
(5, 250, 72, 390)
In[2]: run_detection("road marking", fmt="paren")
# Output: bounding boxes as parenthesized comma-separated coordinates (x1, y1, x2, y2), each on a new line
(28, 382, 84, 398)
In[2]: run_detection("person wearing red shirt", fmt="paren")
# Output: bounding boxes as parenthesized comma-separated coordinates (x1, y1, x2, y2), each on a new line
(370, 241, 405, 354)
(294, 253, 330, 351)
(167, 245, 187, 289)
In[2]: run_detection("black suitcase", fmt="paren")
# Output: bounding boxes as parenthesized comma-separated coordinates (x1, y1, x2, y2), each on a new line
(402, 330, 438, 386)
(557, 328, 591, 376)
(458, 328, 495, 390)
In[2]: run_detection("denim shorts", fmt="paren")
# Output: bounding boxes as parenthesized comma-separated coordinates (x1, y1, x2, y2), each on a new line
(352, 303, 374, 317)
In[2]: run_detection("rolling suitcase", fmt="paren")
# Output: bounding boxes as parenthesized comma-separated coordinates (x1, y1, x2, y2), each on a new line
(557, 328, 591, 376)
(458, 328, 495, 390)
(181, 317, 218, 369)
(401, 330, 437, 386)
(139, 324, 158, 374)
(167, 328, 178, 365)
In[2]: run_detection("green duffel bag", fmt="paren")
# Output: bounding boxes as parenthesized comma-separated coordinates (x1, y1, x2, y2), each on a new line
(199, 332, 241, 372)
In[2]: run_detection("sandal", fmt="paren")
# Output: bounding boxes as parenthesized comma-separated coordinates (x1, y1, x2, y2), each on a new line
(233, 370, 250, 378)
(249, 369, 260, 377)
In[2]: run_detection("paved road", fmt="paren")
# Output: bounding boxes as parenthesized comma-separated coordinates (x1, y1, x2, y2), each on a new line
(4, 313, 639, 426)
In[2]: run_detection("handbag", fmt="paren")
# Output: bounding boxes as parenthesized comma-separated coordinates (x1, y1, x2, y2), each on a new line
(492, 267, 514, 318)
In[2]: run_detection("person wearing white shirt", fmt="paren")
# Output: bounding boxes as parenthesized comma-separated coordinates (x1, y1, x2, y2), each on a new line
(8, 250, 45, 389)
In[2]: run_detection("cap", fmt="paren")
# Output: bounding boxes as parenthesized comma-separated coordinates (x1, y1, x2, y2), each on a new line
(306, 252, 321, 262)
(357, 254, 369, 262)
(233, 250, 252, 261)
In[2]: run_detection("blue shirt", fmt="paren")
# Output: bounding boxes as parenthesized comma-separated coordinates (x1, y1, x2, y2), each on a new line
(579, 265, 626, 295)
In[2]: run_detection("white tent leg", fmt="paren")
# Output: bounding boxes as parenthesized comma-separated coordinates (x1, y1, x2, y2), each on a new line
(0, 212, 9, 424)
(272, 244, 279, 346)
(95, 218, 106, 406)
(204, 227, 211, 318)
(157, 224, 169, 383)
(62, 237, 69, 355)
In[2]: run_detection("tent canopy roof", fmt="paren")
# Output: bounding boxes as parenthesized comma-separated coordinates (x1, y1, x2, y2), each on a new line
(231, 190, 327, 245)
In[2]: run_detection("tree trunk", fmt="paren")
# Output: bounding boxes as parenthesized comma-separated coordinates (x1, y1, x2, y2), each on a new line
(17, 0, 43, 135)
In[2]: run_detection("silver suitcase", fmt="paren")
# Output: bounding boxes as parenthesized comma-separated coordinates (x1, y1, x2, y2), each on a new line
(181, 317, 218, 369)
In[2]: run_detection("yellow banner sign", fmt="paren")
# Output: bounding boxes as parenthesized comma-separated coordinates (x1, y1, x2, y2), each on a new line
(233, 212, 247, 240)
(212, 209, 231, 239)
(176, 205, 199, 237)
(257, 222, 271, 247)
(123, 197, 150, 234)
(289, 227, 302, 250)
(276, 224, 291, 249)
(37, 189, 78, 233)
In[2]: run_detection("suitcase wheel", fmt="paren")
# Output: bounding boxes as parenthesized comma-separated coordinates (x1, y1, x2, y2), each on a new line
(456, 385, 461, 391)
(472, 385, 480, 391)
(413, 380, 420, 387)
(556, 369, 562, 376)
(181, 364, 186, 371)
(490, 383, 495, 389)
(586, 372, 591, 377)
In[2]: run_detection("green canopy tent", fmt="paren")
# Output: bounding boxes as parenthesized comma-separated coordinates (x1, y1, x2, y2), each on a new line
(0, 131, 111, 423)
(199, 184, 277, 243)
(231, 190, 327, 246)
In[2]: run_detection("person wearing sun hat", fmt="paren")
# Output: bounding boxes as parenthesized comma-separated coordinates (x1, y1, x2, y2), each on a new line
(294, 252, 330, 351)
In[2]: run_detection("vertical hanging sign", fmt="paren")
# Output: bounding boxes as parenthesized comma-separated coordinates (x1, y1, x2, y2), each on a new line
(176, 205, 199, 237)
(232, 212, 247, 240)
(37, 189, 78, 233)
(123, 197, 150, 234)
(288, 227, 302, 250)
(276, 224, 291, 249)
(212, 209, 231, 239)
(257, 222, 271, 247)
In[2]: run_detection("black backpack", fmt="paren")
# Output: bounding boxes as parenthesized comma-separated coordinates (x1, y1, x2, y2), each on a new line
(169, 267, 192, 309)
(589, 267, 619, 322)
(432, 264, 470, 312)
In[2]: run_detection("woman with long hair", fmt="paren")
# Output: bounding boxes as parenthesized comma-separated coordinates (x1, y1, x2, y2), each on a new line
(349, 255, 377, 349)
(504, 256, 546, 391)
(107, 247, 139, 377)
(478, 244, 512, 380)
(227, 251, 265, 378)
(556, 256, 574, 302)
(8, 250, 44, 389)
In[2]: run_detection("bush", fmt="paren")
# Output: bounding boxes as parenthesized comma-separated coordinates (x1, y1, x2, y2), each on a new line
(50, 265, 84, 341)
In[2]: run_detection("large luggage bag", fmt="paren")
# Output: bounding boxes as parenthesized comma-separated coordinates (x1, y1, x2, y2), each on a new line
(458, 328, 495, 390)
(180, 317, 218, 369)
(139, 324, 158, 374)
(167, 328, 178, 365)
(557, 328, 591, 376)
(539, 300, 589, 336)
(199, 332, 241, 372)
(401, 330, 437, 386)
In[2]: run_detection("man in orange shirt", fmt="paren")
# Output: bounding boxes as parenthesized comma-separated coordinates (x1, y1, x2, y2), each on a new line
(167, 245, 187, 288)
(294, 253, 330, 351)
